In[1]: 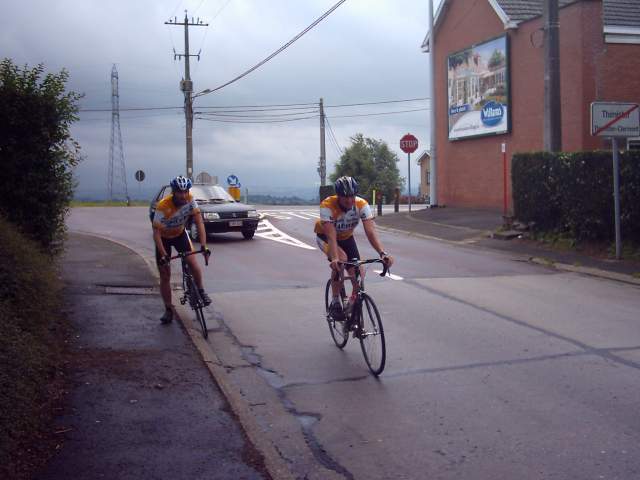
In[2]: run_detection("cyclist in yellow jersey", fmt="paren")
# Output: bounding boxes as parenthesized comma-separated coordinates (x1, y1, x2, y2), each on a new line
(152, 175, 211, 324)
(315, 176, 394, 320)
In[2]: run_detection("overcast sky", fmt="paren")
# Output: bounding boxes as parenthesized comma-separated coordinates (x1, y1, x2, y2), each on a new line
(3, 0, 441, 199)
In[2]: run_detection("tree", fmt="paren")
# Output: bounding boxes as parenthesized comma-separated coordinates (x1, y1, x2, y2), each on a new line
(0, 59, 82, 250)
(488, 49, 505, 69)
(330, 134, 404, 202)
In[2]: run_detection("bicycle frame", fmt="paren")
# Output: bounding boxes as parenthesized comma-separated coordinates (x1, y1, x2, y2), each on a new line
(169, 249, 210, 338)
(332, 258, 389, 306)
(326, 257, 389, 375)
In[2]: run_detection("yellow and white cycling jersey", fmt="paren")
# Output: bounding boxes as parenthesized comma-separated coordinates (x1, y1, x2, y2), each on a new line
(313, 195, 373, 240)
(152, 193, 200, 239)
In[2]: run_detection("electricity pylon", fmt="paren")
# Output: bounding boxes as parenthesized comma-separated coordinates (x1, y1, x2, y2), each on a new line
(108, 64, 129, 201)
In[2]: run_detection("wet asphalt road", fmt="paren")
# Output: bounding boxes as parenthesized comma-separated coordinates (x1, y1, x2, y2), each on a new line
(68, 206, 640, 480)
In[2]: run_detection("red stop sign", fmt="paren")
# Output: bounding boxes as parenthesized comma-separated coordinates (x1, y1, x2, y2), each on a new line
(400, 133, 419, 153)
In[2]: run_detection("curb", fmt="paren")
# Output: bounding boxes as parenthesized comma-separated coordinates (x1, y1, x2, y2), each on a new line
(69, 230, 297, 480)
(171, 302, 296, 480)
(374, 225, 640, 286)
(529, 257, 640, 286)
(376, 224, 489, 245)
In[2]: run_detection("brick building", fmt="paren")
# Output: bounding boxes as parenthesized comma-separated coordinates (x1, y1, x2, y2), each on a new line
(422, 0, 640, 208)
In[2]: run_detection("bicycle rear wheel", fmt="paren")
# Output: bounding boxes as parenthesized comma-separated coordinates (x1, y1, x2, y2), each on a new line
(357, 293, 386, 375)
(325, 279, 348, 348)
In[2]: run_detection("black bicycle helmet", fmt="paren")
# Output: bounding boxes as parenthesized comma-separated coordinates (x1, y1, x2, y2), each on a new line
(334, 176, 359, 197)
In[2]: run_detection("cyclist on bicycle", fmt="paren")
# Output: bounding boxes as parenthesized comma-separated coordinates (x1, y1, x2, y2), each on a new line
(314, 176, 394, 321)
(152, 175, 212, 324)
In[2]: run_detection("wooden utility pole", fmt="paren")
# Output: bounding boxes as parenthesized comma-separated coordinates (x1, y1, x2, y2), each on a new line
(319, 98, 327, 186)
(165, 11, 208, 179)
(543, 0, 562, 151)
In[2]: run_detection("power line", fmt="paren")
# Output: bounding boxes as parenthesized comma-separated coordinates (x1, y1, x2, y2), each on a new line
(195, 114, 318, 124)
(326, 97, 429, 108)
(195, 0, 347, 97)
(80, 106, 183, 112)
(325, 116, 343, 154)
(78, 97, 428, 113)
(195, 109, 319, 118)
(329, 107, 429, 119)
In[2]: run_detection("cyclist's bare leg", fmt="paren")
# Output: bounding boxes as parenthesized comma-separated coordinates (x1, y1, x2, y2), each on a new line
(158, 264, 172, 308)
(346, 266, 358, 296)
(186, 255, 205, 290)
(330, 246, 348, 297)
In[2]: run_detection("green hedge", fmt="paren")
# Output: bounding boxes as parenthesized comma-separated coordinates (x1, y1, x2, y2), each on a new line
(512, 150, 640, 242)
(0, 215, 66, 477)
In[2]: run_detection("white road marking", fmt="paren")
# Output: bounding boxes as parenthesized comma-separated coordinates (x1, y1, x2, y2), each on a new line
(255, 219, 316, 250)
(260, 209, 319, 220)
(373, 270, 404, 281)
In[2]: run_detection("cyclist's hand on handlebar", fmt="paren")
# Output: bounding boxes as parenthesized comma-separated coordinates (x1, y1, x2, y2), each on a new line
(329, 258, 341, 272)
(158, 255, 171, 267)
(200, 245, 211, 265)
(380, 252, 394, 268)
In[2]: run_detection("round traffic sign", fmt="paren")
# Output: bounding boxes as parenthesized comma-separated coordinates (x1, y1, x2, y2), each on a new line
(135, 170, 145, 182)
(227, 174, 240, 187)
(400, 134, 419, 154)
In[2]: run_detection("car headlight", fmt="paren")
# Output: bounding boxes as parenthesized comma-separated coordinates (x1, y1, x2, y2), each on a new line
(247, 210, 259, 218)
(204, 212, 220, 220)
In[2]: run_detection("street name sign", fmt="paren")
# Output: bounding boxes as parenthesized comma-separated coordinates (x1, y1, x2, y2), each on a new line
(591, 102, 640, 137)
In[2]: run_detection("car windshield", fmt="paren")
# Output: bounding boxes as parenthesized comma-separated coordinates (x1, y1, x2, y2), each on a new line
(191, 185, 236, 203)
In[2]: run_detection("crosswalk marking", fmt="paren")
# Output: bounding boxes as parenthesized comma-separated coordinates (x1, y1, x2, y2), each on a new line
(255, 219, 316, 250)
(260, 209, 319, 220)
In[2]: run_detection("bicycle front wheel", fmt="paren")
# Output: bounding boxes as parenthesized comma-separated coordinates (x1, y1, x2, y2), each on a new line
(357, 293, 386, 376)
(195, 304, 208, 339)
(325, 279, 348, 349)
(187, 276, 208, 339)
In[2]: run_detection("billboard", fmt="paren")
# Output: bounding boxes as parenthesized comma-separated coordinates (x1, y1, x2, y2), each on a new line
(447, 34, 510, 140)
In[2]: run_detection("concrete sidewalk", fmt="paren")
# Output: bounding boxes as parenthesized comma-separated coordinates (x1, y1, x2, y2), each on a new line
(375, 206, 640, 285)
(37, 233, 269, 480)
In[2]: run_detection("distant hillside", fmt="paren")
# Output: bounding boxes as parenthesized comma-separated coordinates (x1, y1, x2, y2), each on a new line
(246, 194, 316, 206)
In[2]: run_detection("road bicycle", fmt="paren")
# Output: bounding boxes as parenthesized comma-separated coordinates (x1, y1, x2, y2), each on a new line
(324, 258, 389, 376)
(169, 249, 210, 338)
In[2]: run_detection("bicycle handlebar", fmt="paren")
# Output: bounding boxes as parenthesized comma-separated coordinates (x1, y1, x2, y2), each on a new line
(169, 248, 210, 266)
(337, 258, 390, 277)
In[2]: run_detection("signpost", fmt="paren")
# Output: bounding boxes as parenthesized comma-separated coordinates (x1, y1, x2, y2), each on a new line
(400, 134, 419, 212)
(591, 102, 640, 259)
(134, 170, 145, 201)
(227, 174, 241, 201)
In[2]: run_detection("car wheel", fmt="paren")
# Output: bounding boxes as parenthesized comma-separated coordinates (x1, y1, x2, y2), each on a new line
(189, 222, 199, 241)
(242, 229, 255, 240)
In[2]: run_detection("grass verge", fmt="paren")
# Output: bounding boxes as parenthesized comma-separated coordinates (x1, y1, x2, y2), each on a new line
(0, 215, 69, 479)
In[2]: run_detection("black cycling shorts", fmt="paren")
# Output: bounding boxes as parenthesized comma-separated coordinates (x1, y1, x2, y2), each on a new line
(155, 229, 193, 265)
(316, 233, 360, 261)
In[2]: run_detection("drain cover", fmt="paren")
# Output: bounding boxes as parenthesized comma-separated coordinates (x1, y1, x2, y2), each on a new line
(104, 286, 157, 295)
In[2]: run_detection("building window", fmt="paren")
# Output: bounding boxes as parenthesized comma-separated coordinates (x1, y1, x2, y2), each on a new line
(628, 138, 640, 151)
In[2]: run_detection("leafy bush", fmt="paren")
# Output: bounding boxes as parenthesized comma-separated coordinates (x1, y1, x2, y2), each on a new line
(0, 59, 82, 251)
(512, 150, 640, 242)
(0, 215, 66, 477)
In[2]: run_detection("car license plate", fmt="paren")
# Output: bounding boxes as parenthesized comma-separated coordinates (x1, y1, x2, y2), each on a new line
(229, 220, 242, 227)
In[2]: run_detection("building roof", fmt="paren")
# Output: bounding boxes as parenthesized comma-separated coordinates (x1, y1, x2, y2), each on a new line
(604, 0, 640, 28)
(422, 0, 640, 51)
(495, 0, 579, 24)
(416, 151, 430, 165)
